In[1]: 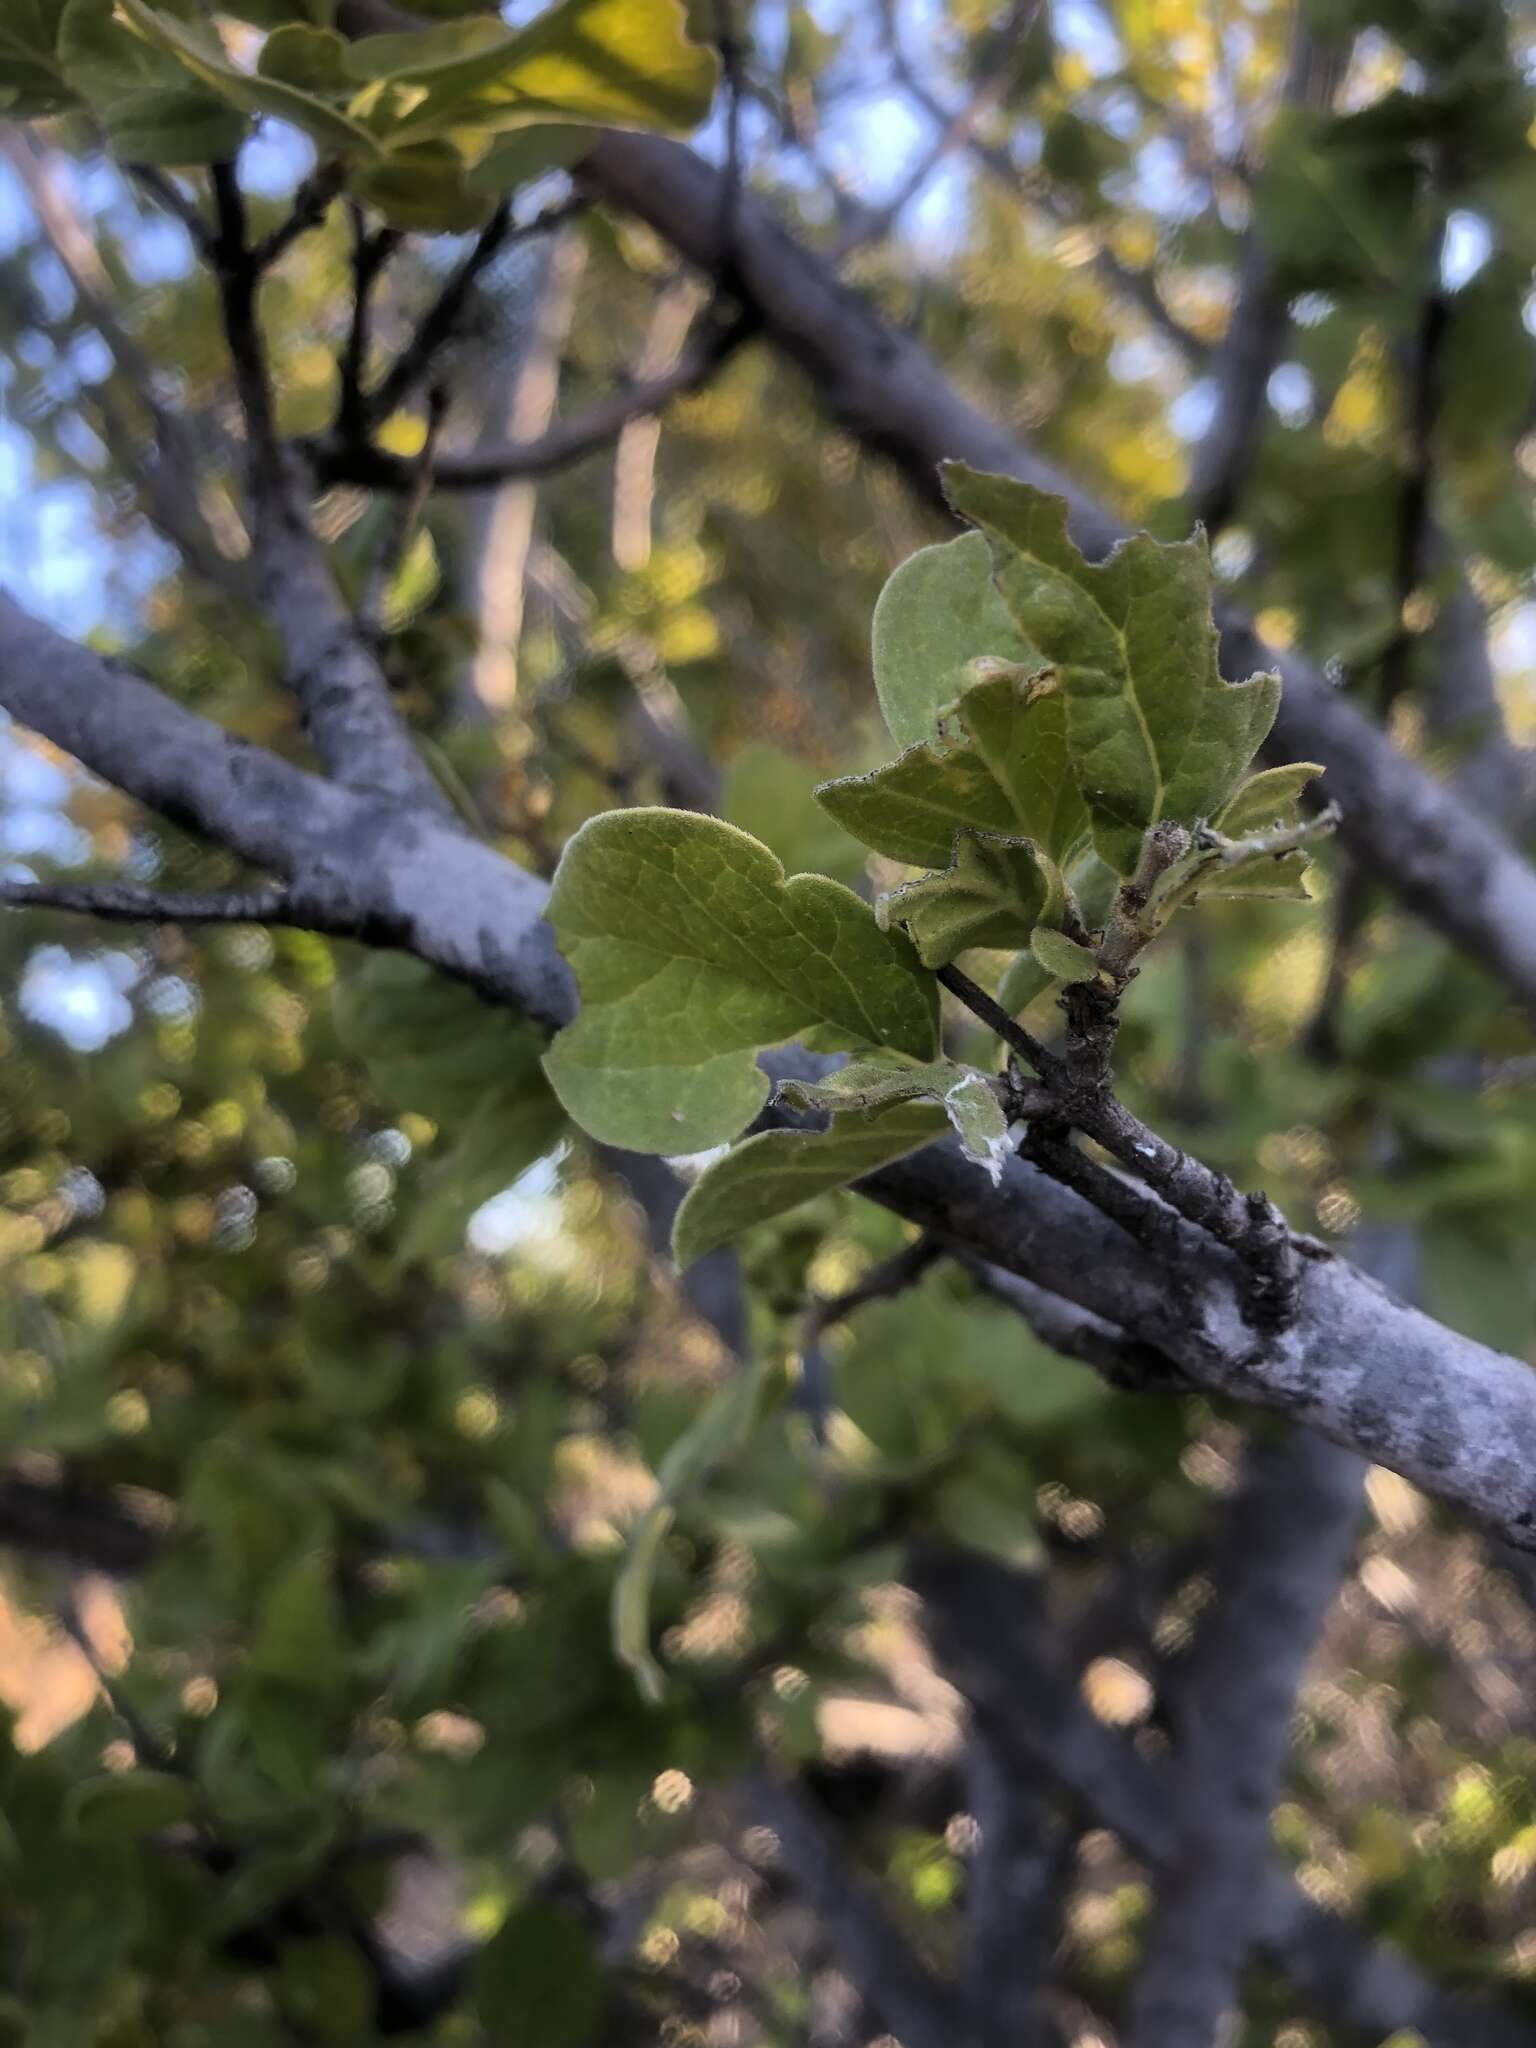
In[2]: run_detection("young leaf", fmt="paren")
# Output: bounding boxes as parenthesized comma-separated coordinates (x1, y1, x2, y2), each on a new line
(779, 1059, 1011, 1182)
(943, 464, 1281, 875)
(543, 809, 939, 1154)
(879, 831, 1061, 966)
(1029, 925, 1101, 984)
(672, 1100, 949, 1269)
(871, 530, 1037, 749)
(816, 669, 1087, 870)
(1213, 760, 1324, 836)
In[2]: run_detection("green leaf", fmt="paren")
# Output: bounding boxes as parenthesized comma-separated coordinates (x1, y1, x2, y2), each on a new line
(342, 14, 511, 83)
(256, 22, 349, 95)
(942, 464, 1280, 874)
(474, 1898, 610, 2045)
(0, 0, 71, 116)
(816, 669, 1087, 870)
(879, 831, 1061, 967)
(462, 120, 594, 196)
(1028, 925, 1100, 984)
(929, 1444, 1043, 1569)
(779, 1059, 1011, 1182)
(672, 1099, 949, 1268)
(114, 0, 384, 157)
(871, 530, 1037, 749)
(59, 0, 246, 163)
(612, 1356, 774, 1700)
(1000, 850, 1117, 1012)
(368, 0, 718, 146)
(543, 809, 939, 1153)
(1214, 761, 1324, 836)
(335, 953, 566, 1250)
(65, 1771, 198, 1843)
(353, 142, 500, 232)
(997, 948, 1057, 1017)
(277, 1938, 373, 2045)
(247, 1552, 345, 1693)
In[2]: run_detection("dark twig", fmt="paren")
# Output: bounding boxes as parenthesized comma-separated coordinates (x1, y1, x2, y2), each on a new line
(835, 0, 1039, 262)
(0, 878, 294, 926)
(127, 163, 213, 255)
(366, 197, 588, 425)
(712, 0, 746, 277)
(936, 961, 1057, 1079)
(250, 159, 346, 271)
(338, 208, 402, 447)
(57, 1590, 182, 1776)
(5, 133, 250, 600)
(1377, 287, 1450, 716)
(359, 384, 448, 642)
(314, 308, 757, 493)
(1186, 11, 1342, 532)
(798, 1236, 944, 1432)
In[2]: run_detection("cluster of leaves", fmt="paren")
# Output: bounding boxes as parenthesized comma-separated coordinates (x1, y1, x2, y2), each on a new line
(0, 0, 715, 228)
(543, 467, 1326, 1267)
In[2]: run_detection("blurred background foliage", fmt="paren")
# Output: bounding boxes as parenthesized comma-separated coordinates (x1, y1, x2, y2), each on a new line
(2, 0, 1536, 2042)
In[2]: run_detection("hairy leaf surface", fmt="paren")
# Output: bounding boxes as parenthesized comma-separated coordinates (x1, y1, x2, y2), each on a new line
(816, 669, 1086, 870)
(871, 531, 1037, 748)
(672, 1101, 949, 1268)
(880, 831, 1061, 966)
(943, 464, 1281, 874)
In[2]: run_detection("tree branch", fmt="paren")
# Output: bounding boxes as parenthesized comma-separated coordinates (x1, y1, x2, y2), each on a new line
(207, 162, 456, 820)
(1121, 1429, 1364, 2048)
(0, 878, 293, 926)
(313, 308, 755, 493)
(8, 595, 1536, 1553)
(3, 133, 253, 601)
(914, 1548, 1533, 2048)
(0, 591, 573, 1027)
(745, 1770, 953, 2048)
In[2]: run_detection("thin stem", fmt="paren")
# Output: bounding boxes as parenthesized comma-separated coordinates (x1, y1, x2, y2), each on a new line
(359, 384, 448, 640)
(250, 159, 345, 271)
(1, 879, 292, 925)
(936, 962, 1057, 1078)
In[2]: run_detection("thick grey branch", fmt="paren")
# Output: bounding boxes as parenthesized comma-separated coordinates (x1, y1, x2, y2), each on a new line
(1122, 1430, 1364, 2048)
(915, 1550, 1532, 2048)
(7, 593, 1536, 1553)
(961, 1729, 1071, 2048)
(0, 591, 572, 1029)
